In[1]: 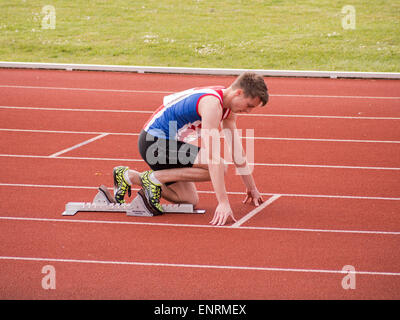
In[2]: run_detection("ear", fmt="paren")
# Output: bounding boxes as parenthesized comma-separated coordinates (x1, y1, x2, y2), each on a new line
(234, 88, 242, 96)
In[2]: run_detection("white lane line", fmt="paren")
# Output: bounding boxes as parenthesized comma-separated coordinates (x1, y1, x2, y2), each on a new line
(0, 182, 96, 190)
(0, 255, 399, 276)
(48, 133, 109, 157)
(239, 113, 400, 120)
(254, 137, 400, 144)
(1, 128, 399, 144)
(0, 105, 153, 114)
(1, 216, 399, 235)
(0, 153, 142, 163)
(0, 182, 399, 201)
(0, 85, 173, 94)
(253, 162, 400, 171)
(0, 128, 138, 136)
(272, 93, 400, 100)
(1, 154, 400, 171)
(1, 85, 399, 100)
(231, 195, 281, 228)
(1, 105, 400, 120)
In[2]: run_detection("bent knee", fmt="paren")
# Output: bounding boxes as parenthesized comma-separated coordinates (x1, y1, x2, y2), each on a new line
(188, 193, 199, 207)
(175, 193, 199, 207)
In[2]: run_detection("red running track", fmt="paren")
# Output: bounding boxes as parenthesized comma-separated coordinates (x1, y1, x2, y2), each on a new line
(0, 69, 399, 300)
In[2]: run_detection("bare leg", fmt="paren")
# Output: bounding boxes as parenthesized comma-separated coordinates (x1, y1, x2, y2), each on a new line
(126, 149, 227, 205)
(150, 166, 210, 184)
(150, 148, 228, 185)
(161, 181, 199, 206)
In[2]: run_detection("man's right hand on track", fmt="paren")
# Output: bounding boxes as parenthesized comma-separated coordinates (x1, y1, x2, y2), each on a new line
(210, 202, 236, 226)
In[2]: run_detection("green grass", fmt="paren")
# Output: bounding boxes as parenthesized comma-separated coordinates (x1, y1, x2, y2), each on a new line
(0, 0, 399, 72)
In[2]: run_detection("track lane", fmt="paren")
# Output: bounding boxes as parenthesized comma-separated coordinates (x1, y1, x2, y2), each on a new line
(61, 133, 400, 168)
(0, 157, 399, 198)
(1, 108, 400, 142)
(2, 131, 400, 168)
(0, 219, 399, 275)
(2, 258, 399, 299)
(1, 185, 399, 233)
(245, 196, 400, 232)
(1, 69, 399, 97)
(0, 131, 101, 156)
(1, 87, 399, 117)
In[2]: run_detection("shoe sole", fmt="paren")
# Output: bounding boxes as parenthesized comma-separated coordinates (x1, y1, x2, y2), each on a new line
(113, 166, 131, 202)
(99, 185, 117, 204)
(138, 189, 163, 216)
(139, 172, 164, 214)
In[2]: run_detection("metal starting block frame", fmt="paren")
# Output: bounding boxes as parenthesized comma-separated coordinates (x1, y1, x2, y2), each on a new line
(62, 185, 205, 217)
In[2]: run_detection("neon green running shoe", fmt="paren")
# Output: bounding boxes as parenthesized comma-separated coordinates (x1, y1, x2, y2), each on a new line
(113, 166, 131, 203)
(140, 170, 163, 215)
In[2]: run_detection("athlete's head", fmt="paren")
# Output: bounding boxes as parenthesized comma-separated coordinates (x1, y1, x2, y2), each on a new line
(227, 72, 269, 114)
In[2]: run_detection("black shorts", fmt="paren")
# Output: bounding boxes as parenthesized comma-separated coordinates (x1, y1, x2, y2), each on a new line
(138, 129, 200, 174)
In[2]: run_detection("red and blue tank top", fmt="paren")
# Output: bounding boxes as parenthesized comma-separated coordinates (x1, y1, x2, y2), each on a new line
(143, 86, 230, 142)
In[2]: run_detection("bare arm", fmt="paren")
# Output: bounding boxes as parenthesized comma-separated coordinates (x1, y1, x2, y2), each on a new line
(222, 113, 264, 206)
(198, 96, 236, 225)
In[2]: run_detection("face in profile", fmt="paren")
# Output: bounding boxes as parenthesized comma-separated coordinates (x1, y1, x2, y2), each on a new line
(229, 89, 262, 114)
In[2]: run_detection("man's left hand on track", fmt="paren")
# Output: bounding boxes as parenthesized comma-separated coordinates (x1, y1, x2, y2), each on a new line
(243, 188, 264, 207)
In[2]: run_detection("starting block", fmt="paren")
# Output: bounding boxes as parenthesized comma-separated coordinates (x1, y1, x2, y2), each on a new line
(62, 185, 206, 217)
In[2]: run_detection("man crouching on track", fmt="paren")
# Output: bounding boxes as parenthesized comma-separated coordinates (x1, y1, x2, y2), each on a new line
(113, 72, 269, 226)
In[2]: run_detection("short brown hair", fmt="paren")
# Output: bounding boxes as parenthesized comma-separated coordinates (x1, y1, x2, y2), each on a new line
(231, 72, 269, 106)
